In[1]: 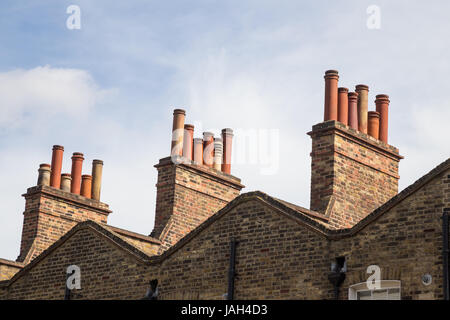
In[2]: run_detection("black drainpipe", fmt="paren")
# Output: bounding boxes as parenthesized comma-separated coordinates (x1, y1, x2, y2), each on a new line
(227, 238, 237, 300)
(443, 209, 449, 300)
(328, 257, 346, 300)
(64, 270, 71, 300)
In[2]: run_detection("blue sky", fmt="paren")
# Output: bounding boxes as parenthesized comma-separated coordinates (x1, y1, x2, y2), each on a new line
(1, 1, 449, 260)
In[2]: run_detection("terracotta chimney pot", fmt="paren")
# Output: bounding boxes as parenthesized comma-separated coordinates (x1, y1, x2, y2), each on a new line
(324, 70, 339, 121)
(171, 109, 186, 157)
(60, 173, 72, 192)
(37, 164, 51, 187)
(203, 132, 214, 167)
(91, 160, 103, 201)
(182, 124, 194, 161)
(221, 128, 234, 174)
(50, 145, 64, 188)
(70, 152, 84, 194)
(193, 138, 204, 165)
(81, 175, 92, 199)
(368, 111, 380, 139)
(375, 94, 390, 144)
(355, 84, 369, 133)
(338, 87, 349, 125)
(347, 92, 359, 130)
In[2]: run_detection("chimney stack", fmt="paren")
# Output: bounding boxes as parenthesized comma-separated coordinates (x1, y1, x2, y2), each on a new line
(368, 111, 380, 139)
(91, 160, 103, 201)
(193, 138, 203, 165)
(203, 132, 214, 167)
(81, 175, 92, 198)
(70, 152, 84, 194)
(171, 109, 186, 157)
(221, 128, 233, 174)
(213, 138, 223, 171)
(348, 92, 359, 130)
(37, 164, 51, 186)
(50, 145, 64, 188)
(338, 87, 349, 125)
(375, 94, 390, 144)
(60, 174, 72, 192)
(182, 124, 194, 160)
(355, 84, 369, 134)
(324, 70, 339, 121)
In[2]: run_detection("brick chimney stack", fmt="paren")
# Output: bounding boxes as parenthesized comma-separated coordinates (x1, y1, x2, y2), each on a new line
(151, 109, 244, 252)
(18, 146, 110, 264)
(309, 70, 403, 229)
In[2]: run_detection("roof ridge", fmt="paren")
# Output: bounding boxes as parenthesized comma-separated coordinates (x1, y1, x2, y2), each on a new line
(2, 220, 153, 288)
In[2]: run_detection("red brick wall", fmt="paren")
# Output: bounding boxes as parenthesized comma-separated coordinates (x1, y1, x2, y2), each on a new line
(18, 185, 111, 264)
(152, 157, 244, 252)
(309, 121, 402, 228)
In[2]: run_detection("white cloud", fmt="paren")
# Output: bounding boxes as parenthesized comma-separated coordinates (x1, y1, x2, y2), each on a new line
(0, 66, 108, 128)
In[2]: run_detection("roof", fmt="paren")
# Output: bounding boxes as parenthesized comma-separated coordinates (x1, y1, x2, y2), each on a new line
(158, 157, 450, 258)
(2, 157, 448, 288)
(106, 224, 161, 244)
(0, 220, 156, 288)
(0, 258, 24, 269)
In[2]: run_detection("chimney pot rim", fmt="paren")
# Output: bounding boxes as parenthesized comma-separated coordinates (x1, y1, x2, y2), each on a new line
(39, 163, 51, 168)
(173, 108, 186, 115)
(375, 94, 390, 102)
(61, 173, 72, 177)
(93, 159, 104, 165)
(82, 175, 92, 179)
(355, 84, 369, 91)
(221, 128, 234, 135)
(52, 145, 64, 151)
(184, 124, 195, 130)
(338, 87, 349, 92)
(368, 111, 381, 118)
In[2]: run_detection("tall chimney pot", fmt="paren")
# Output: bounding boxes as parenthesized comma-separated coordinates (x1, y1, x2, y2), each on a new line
(221, 128, 234, 174)
(324, 70, 339, 121)
(171, 109, 186, 157)
(50, 145, 64, 188)
(193, 138, 203, 165)
(375, 94, 390, 144)
(91, 159, 103, 201)
(37, 164, 51, 187)
(348, 92, 359, 130)
(338, 87, 349, 125)
(203, 132, 214, 167)
(70, 152, 84, 194)
(182, 124, 194, 160)
(355, 84, 369, 134)
(213, 138, 223, 171)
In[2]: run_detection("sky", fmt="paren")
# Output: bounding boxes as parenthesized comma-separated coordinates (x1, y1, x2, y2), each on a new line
(0, 1, 449, 260)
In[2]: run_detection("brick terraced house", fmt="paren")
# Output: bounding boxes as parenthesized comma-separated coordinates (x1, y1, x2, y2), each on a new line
(0, 70, 449, 300)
